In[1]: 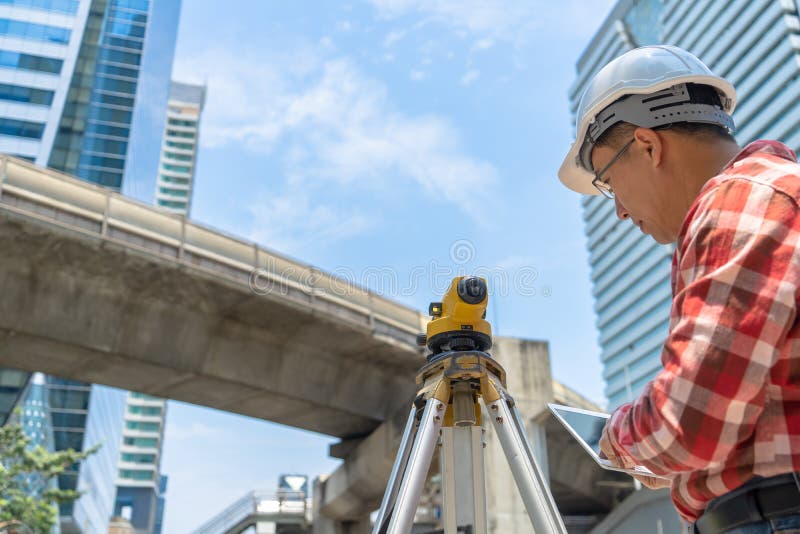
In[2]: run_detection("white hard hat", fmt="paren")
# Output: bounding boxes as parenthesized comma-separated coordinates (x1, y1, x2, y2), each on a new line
(558, 45, 737, 195)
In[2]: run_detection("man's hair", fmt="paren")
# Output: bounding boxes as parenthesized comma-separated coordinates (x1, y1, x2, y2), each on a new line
(594, 83, 737, 150)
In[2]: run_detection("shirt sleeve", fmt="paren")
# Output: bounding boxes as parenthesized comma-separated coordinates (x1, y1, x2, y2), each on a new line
(604, 179, 800, 475)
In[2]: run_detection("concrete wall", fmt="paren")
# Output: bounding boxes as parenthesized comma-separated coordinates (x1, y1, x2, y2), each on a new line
(483, 338, 554, 534)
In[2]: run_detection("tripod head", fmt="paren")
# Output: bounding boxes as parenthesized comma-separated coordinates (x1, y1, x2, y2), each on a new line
(417, 276, 492, 357)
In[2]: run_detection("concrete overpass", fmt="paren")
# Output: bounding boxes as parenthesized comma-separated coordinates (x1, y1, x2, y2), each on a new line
(0, 155, 427, 439)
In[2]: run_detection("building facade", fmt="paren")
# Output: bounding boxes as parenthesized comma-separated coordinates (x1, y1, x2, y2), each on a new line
(113, 392, 167, 534)
(57, 380, 127, 534)
(571, 0, 800, 409)
(0, 0, 156, 189)
(154, 80, 204, 215)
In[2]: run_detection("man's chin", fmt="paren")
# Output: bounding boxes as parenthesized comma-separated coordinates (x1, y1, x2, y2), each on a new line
(650, 233, 677, 245)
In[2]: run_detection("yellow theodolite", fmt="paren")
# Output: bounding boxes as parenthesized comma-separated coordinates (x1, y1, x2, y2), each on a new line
(373, 276, 566, 534)
(417, 276, 492, 356)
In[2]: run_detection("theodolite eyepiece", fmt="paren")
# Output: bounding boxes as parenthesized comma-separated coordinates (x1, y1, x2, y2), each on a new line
(418, 276, 492, 357)
(457, 276, 487, 304)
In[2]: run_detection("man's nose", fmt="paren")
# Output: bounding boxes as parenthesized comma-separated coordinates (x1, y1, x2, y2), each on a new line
(615, 197, 630, 220)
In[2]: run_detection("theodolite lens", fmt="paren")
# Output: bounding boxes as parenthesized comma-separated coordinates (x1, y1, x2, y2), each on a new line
(457, 276, 487, 304)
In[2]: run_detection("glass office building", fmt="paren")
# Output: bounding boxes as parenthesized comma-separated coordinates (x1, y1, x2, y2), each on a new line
(52, 379, 126, 534)
(571, 0, 800, 409)
(6, 377, 127, 534)
(0, 0, 153, 189)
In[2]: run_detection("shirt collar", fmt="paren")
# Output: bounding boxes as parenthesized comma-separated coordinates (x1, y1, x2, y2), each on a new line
(723, 140, 797, 171)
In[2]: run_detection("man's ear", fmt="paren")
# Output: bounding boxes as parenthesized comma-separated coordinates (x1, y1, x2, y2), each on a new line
(633, 127, 663, 168)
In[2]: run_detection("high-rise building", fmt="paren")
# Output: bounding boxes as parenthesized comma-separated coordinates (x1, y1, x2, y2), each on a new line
(113, 392, 167, 534)
(0, 0, 150, 189)
(571, 0, 800, 409)
(154, 80, 205, 216)
(51, 379, 127, 534)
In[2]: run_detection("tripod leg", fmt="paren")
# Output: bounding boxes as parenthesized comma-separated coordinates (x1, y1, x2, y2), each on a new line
(484, 385, 567, 534)
(373, 405, 420, 533)
(373, 397, 445, 534)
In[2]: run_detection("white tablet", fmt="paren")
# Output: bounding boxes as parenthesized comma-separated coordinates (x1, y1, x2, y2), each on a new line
(548, 403, 670, 480)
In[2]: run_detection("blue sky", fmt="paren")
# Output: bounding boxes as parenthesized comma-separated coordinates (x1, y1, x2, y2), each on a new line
(154, 1, 618, 531)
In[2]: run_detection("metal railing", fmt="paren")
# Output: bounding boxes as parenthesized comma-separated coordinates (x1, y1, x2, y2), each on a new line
(193, 491, 309, 534)
(0, 155, 427, 349)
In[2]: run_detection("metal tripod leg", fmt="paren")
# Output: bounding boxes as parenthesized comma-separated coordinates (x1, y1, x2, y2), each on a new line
(372, 397, 445, 534)
(484, 379, 567, 534)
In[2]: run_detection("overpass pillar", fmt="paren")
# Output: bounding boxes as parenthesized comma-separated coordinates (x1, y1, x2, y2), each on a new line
(313, 476, 370, 534)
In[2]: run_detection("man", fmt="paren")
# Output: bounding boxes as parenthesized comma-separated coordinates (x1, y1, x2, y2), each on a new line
(558, 45, 800, 533)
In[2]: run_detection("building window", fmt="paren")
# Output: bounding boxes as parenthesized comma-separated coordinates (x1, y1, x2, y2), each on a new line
(165, 140, 194, 150)
(0, 18, 71, 44)
(159, 200, 187, 209)
(159, 187, 188, 197)
(123, 437, 158, 447)
(0, 118, 44, 139)
(119, 469, 155, 481)
(159, 175, 189, 185)
(162, 163, 190, 173)
(0, 83, 54, 105)
(125, 421, 160, 432)
(106, 20, 146, 40)
(108, 8, 147, 25)
(164, 151, 192, 161)
(130, 392, 161, 400)
(167, 118, 196, 128)
(0, 0, 80, 14)
(112, 0, 150, 11)
(80, 154, 125, 170)
(121, 453, 155, 463)
(128, 405, 161, 416)
(0, 50, 62, 74)
(166, 129, 194, 139)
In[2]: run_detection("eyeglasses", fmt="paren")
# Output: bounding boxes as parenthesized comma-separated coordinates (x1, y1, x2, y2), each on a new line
(591, 138, 635, 199)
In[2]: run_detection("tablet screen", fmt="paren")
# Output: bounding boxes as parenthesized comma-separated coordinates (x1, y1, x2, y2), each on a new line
(550, 405, 608, 456)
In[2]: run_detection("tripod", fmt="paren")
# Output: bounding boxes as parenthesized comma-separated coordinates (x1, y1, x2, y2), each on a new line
(372, 277, 567, 534)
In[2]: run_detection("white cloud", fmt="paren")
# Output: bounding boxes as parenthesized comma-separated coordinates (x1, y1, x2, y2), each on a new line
(471, 37, 494, 51)
(174, 48, 497, 250)
(248, 190, 374, 253)
(336, 20, 353, 31)
(368, 0, 535, 41)
(460, 69, 480, 86)
(384, 29, 406, 46)
(367, 0, 615, 42)
(409, 69, 427, 81)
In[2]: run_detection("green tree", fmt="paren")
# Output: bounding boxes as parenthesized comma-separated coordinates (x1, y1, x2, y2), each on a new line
(0, 421, 99, 534)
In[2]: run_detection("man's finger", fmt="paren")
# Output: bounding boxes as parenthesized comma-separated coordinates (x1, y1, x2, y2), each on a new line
(633, 473, 671, 490)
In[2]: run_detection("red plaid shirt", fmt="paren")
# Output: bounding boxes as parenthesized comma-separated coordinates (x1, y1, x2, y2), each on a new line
(605, 140, 800, 522)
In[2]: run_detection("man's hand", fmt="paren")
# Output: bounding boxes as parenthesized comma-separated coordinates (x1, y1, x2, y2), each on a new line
(632, 473, 672, 490)
(600, 420, 671, 490)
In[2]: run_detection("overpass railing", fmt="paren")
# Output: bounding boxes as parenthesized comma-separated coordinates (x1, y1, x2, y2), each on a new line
(192, 490, 309, 534)
(0, 155, 426, 348)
